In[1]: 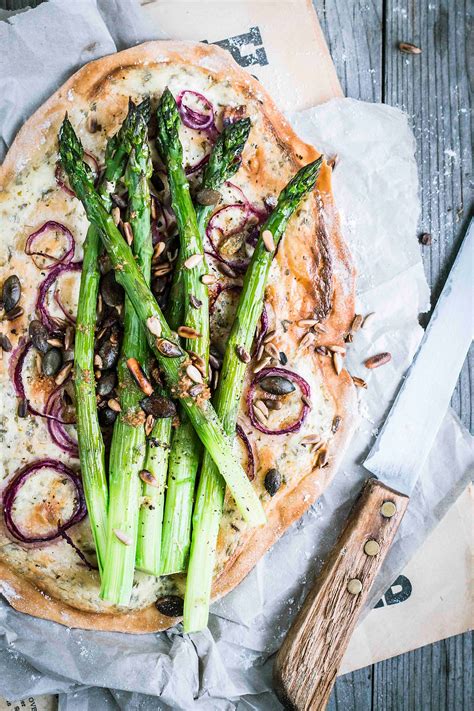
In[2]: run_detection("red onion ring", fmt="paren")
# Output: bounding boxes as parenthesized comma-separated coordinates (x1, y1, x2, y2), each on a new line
(206, 203, 252, 273)
(236, 424, 256, 481)
(25, 221, 75, 270)
(247, 367, 311, 435)
(36, 261, 82, 331)
(177, 90, 215, 131)
(2, 459, 86, 544)
(45, 385, 78, 458)
(185, 153, 210, 176)
(55, 152, 99, 197)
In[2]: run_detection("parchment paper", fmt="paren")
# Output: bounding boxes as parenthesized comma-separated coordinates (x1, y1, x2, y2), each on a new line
(0, 1, 472, 709)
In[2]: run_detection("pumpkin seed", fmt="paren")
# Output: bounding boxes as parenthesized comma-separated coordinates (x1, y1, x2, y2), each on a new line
(96, 370, 117, 397)
(264, 468, 281, 497)
(100, 270, 124, 307)
(42, 347, 63, 377)
(2, 275, 21, 313)
(29, 320, 50, 353)
(259, 375, 295, 396)
(140, 393, 177, 418)
(156, 338, 182, 358)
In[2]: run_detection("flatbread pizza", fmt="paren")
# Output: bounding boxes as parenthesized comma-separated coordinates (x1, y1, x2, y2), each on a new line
(0, 41, 356, 633)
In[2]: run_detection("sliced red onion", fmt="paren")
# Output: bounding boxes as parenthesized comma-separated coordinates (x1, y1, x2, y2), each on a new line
(185, 153, 210, 176)
(236, 424, 255, 481)
(55, 152, 99, 196)
(2, 459, 86, 544)
(253, 304, 269, 355)
(36, 261, 82, 331)
(177, 90, 214, 131)
(247, 367, 311, 435)
(206, 203, 252, 273)
(25, 221, 75, 269)
(45, 385, 78, 458)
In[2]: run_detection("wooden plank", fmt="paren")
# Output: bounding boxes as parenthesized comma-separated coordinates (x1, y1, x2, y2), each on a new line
(327, 667, 373, 711)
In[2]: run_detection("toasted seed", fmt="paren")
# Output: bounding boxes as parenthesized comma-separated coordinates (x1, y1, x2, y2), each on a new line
(96, 370, 116, 396)
(299, 331, 316, 349)
(362, 312, 376, 329)
(317, 448, 329, 468)
(189, 383, 204, 398)
(332, 415, 341, 433)
(186, 364, 203, 384)
(209, 353, 221, 371)
(139, 468, 159, 488)
(256, 344, 265, 361)
(55, 362, 73, 386)
(236, 345, 251, 363)
(297, 318, 319, 328)
(17, 398, 28, 418)
(301, 394, 312, 409)
(212, 369, 219, 390)
(153, 263, 173, 277)
(189, 294, 202, 309)
(328, 344, 346, 354)
(107, 398, 122, 412)
(264, 468, 281, 496)
(253, 406, 268, 426)
(178, 325, 202, 339)
(5, 305, 23, 321)
(184, 253, 203, 269)
(146, 316, 162, 337)
(201, 273, 216, 285)
(47, 338, 63, 348)
(262, 229, 275, 252)
(365, 352, 392, 369)
(315, 345, 329, 356)
(189, 351, 206, 375)
(42, 347, 63, 377)
(113, 529, 132, 546)
(263, 329, 276, 344)
(98, 340, 119, 369)
(101, 270, 124, 307)
(196, 188, 222, 206)
(150, 197, 158, 220)
(350, 314, 364, 332)
(111, 206, 121, 226)
(216, 261, 237, 278)
(301, 433, 321, 446)
(111, 193, 127, 208)
(94, 354, 103, 369)
(352, 375, 368, 389)
(264, 398, 282, 411)
(259, 375, 295, 396)
(153, 241, 166, 259)
(29, 320, 50, 353)
(254, 399, 269, 418)
(253, 356, 271, 374)
(279, 351, 288, 366)
(156, 595, 184, 617)
(419, 232, 432, 246)
(264, 342, 280, 360)
(0, 333, 12, 352)
(86, 114, 99, 133)
(144, 414, 155, 437)
(123, 221, 134, 245)
(156, 338, 182, 358)
(99, 406, 117, 426)
(399, 41, 422, 54)
(141, 393, 176, 418)
(64, 326, 75, 351)
(2, 275, 21, 313)
(127, 357, 153, 395)
(333, 352, 343, 375)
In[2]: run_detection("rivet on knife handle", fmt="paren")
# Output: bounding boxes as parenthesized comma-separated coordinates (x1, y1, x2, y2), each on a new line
(273, 478, 409, 711)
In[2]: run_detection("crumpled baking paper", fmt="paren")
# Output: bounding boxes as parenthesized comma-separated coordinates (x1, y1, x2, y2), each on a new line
(0, 1, 472, 709)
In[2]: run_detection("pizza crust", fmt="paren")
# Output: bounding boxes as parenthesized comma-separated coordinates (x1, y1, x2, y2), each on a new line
(0, 40, 357, 633)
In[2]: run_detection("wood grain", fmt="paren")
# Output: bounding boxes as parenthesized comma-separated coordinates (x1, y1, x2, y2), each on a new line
(274, 479, 409, 710)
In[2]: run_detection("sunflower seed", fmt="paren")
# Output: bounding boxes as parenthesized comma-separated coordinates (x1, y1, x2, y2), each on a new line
(140, 468, 159, 487)
(301, 433, 321, 446)
(297, 318, 319, 328)
(362, 312, 376, 329)
(47, 338, 63, 348)
(189, 383, 204, 398)
(256, 344, 265, 361)
(333, 352, 343, 375)
(153, 241, 166, 259)
(112, 207, 121, 226)
(352, 375, 368, 389)
(263, 329, 276, 344)
(236, 345, 251, 363)
(113, 529, 132, 546)
(201, 273, 217, 285)
(54, 362, 73, 386)
(146, 316, 162, 337)
(178, 325, 201, 339)
(151, 198, 157, 220)
(184, 253, 203, 269)
(264, 398, 282, 411)
(317, 448, 329, 468)
(186, 364, 203, 384)
(145, 414, 155, 437)
(86, 115, 99, 133)
(153, 263, 173, 277)
(189, 294, 202, 309)
(155, 338, 182, 358)
(212, 369, 219, 390)
(253, 356, 271, 373)
(328, 344, 346, 354)
(107, 398, 122, 412)
(332, 415, 341, 433)
(299, 331, 316, 349)
(264, 342, 280, 360)
(314, 323, 327, 333)
(123, 221, 133, 245)
(253, 406, 268, 426)
(126, 357, 154, 394)
(262, 229, 275, 252)
(350, 314, 364, 332)
(301, 394, 312, 409)
(64, 326, 75, 351)
(94, 354, 103, 369)
(399, 41, 422, 54)
(189, 351, 206, 375)
(365, 352, 391, 369)
(253, 399, 269, 418)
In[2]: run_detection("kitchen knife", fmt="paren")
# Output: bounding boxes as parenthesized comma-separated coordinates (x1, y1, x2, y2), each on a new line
(273, 220, 473, 711)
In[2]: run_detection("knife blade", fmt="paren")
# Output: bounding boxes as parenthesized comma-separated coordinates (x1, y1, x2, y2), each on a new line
(364, 218, 473, 494)
(274, 220, 473, 711)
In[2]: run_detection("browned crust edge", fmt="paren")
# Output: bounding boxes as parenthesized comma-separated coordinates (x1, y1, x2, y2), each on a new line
(0, 40, 357, 633)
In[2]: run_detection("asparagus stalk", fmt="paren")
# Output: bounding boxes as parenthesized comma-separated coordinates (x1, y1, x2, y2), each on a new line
(184, 157, 323, 632)
(100, 111, 153, 604)
(158, 93, 252, 574)
(59, 116, 265, 528)
(73, 98, 150, 574)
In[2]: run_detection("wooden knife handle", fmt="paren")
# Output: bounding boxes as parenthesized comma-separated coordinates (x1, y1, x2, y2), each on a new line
(273, 478, 409, 711)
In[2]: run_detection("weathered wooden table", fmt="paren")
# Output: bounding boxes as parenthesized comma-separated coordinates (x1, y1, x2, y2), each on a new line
(2, 0, 472, 709)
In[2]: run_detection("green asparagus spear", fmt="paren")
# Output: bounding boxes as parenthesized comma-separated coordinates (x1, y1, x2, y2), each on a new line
(184, 157, 323, 632)
(100, 111, 153, 604)
(59, 116, 265, 528)
(74, 98, 150, 574)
